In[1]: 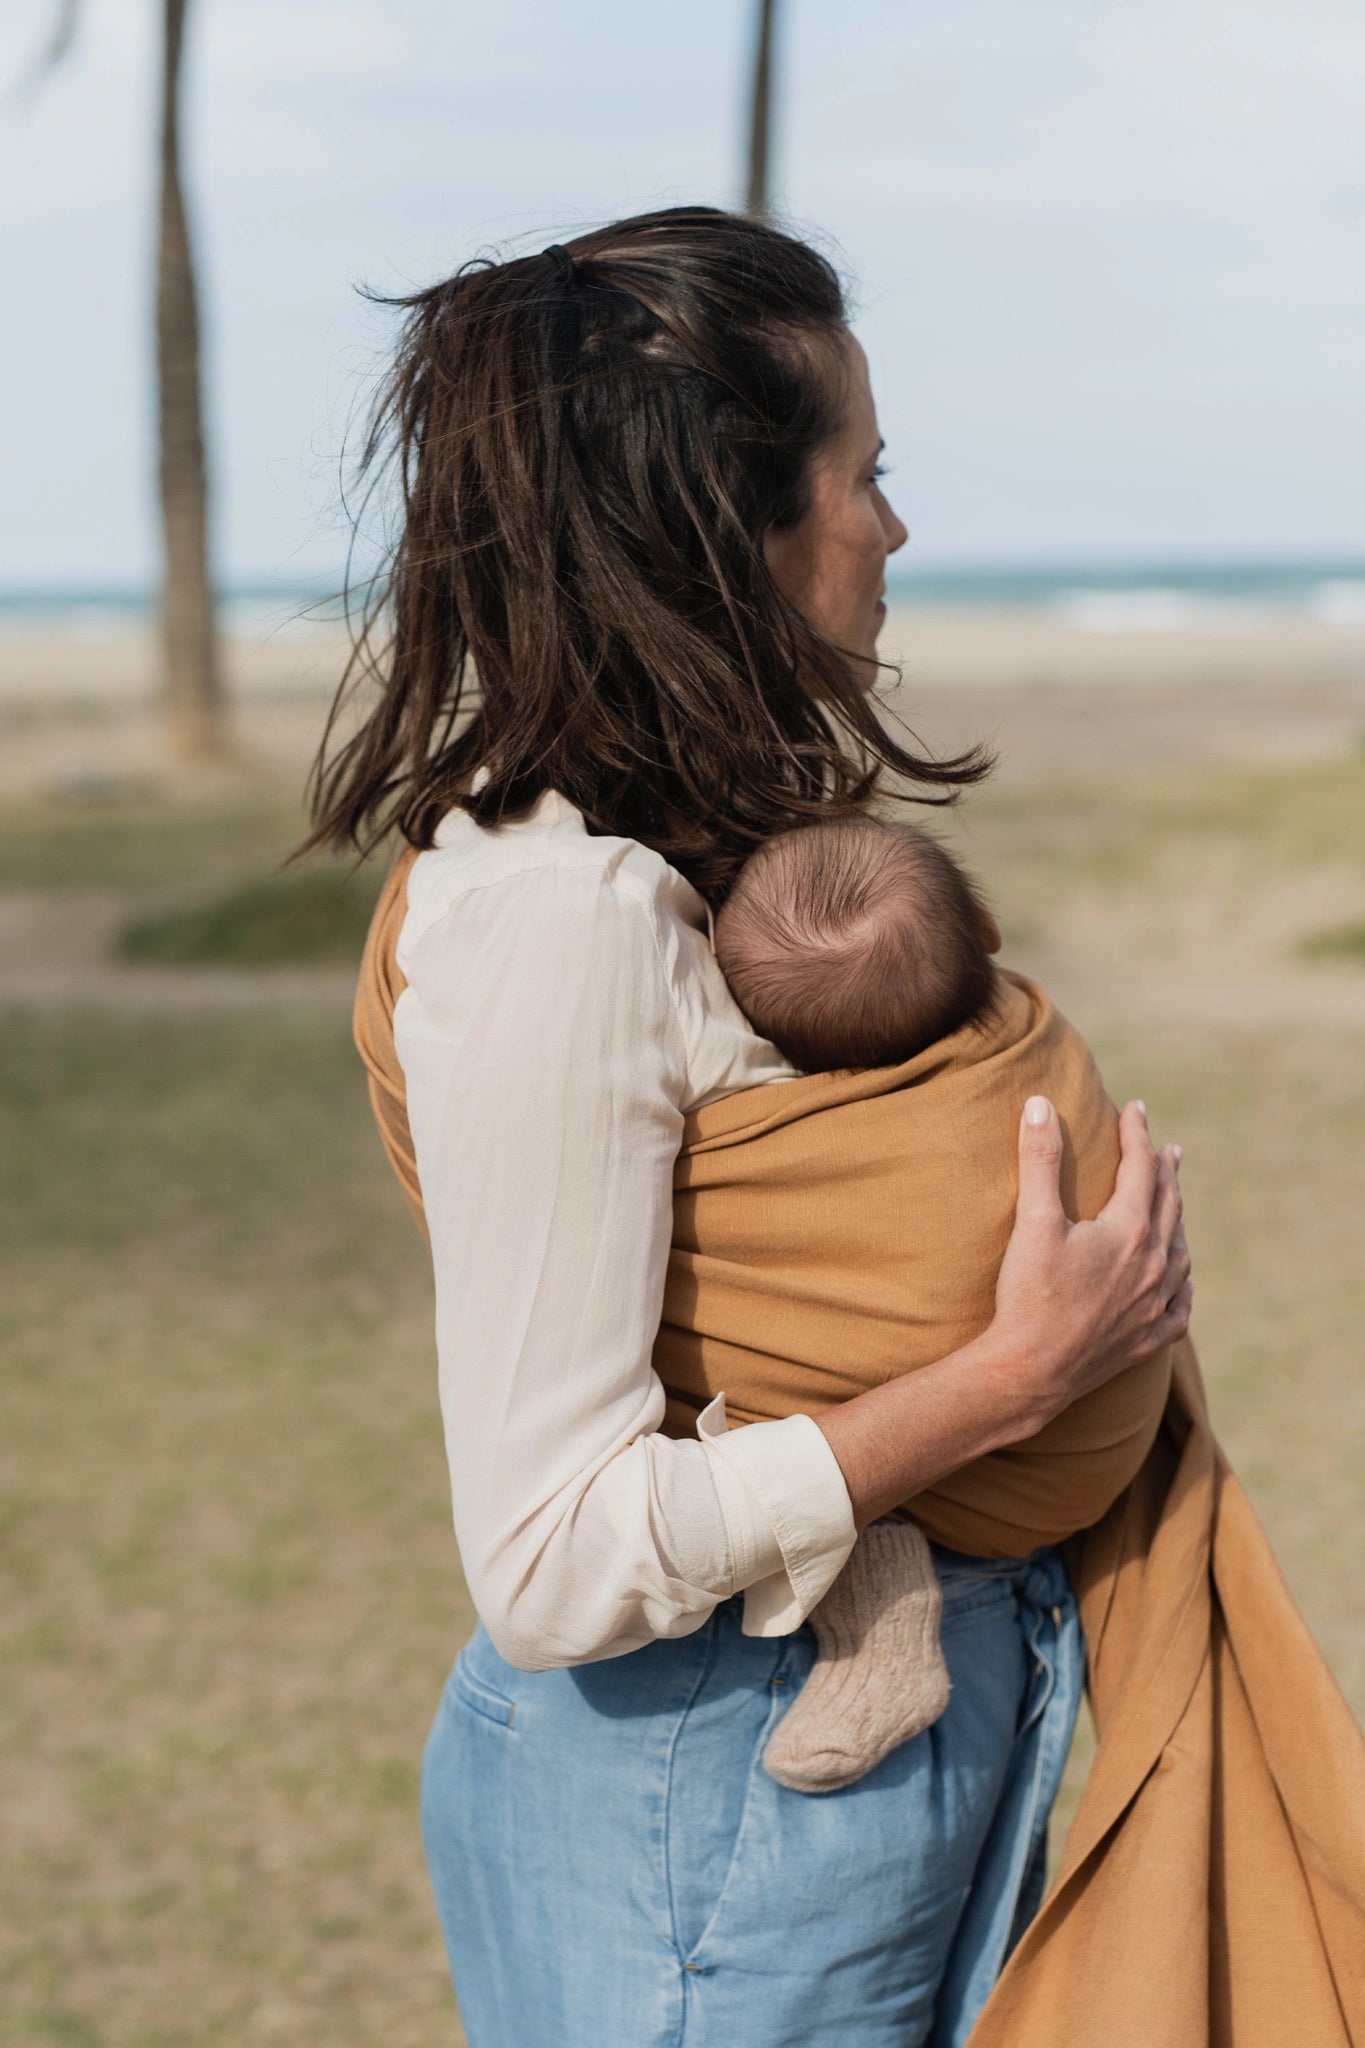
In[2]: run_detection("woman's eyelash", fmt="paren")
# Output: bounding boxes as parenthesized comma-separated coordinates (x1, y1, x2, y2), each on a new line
(871, 462, 889, 481)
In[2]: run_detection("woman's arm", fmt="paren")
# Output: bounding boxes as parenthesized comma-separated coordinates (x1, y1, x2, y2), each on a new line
(401, 857, 1189, 1664)
(814, 1096, 1192, 1527)
(396, 859, 858, 1671)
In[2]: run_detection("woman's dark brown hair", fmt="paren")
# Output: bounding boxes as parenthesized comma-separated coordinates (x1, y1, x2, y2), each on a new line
(303, 205, 988, 902)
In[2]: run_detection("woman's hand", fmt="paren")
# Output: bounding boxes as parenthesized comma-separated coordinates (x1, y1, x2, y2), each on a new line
(986, 1096, 1192, 1434)
(813, 1095, 1192, 1528)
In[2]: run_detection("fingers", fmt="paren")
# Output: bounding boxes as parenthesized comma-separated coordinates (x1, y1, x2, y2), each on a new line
(1149, 1143, 1183, 1253)
(1161, 1221, 1191, 1302)
(1015, 1096, 1066, 1226)
(1148, 1276, 1194, 1352)
(1104, 1101, 1160, 1238)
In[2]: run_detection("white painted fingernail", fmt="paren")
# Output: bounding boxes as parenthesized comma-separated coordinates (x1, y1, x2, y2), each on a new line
(1025, 1096, 1049, 1127)
(1135, 1100, 1147, 1118)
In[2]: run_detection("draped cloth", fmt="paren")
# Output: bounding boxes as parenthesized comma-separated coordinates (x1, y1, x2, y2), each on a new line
(356, 845, 1365, 2047)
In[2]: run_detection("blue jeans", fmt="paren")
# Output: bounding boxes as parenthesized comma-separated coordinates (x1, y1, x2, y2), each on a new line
(422, 1544, 1082, 2048)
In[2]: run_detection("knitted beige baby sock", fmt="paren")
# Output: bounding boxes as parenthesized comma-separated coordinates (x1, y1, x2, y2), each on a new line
(763, 1519, 950, 1795)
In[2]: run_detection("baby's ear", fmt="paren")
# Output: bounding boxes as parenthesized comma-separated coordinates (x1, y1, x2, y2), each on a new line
(978, 905, 1003, 955)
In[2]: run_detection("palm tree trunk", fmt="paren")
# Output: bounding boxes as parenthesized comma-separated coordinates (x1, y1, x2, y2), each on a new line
(157, 0, 223, 758)
(745, 0, 778, 218)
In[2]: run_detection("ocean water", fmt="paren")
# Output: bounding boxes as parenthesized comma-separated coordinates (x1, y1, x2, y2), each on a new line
(2, 563, 1365, 634)
(0, 586, 349, 636)
(887, 560, 1365, 630)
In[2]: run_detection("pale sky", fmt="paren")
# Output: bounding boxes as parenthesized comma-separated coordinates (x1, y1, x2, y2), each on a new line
(2, 0, 1363, 586)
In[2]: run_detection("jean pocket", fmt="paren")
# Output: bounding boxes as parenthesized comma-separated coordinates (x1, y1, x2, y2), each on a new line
(449, 1647, 519, 1728)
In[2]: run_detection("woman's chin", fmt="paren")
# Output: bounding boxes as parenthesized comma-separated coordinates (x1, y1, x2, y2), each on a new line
(852, 648, 881, 693)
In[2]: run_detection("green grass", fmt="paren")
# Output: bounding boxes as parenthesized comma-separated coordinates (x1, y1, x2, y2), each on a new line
(117, 866, 384, 968)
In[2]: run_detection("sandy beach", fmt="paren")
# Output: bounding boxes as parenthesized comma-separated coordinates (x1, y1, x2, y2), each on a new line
(881, 606, 1365, 778)
(3, 605, 1364, 800)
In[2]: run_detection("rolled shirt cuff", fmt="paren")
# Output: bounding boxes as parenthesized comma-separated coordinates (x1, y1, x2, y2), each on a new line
(695, 1393, 857, 1637)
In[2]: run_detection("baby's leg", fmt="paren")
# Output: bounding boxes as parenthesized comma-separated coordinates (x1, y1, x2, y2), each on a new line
(763, 1519, 950, 1794)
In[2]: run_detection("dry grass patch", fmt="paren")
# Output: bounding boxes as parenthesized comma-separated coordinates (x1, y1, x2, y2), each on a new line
(0, 793, 308, 896)
(1, 1011, 466, 2048)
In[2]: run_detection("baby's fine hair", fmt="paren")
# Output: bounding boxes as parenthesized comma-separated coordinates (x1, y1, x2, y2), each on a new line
(714, 816, 998, 1074)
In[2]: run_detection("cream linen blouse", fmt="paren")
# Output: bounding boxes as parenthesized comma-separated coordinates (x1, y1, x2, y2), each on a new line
(394, 789, 857, 1671)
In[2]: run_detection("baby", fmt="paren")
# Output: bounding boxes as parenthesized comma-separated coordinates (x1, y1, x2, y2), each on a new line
(714, 815, 1001, 1794)
(715, 814, 999, 1077)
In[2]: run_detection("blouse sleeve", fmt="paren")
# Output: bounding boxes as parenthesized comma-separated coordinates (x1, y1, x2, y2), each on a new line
(395, 859, 857, 1670)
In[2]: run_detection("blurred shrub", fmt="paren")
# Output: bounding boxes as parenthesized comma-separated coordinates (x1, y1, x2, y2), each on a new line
(1301, 920, 1365, 964)
(117, 867, 382, 967)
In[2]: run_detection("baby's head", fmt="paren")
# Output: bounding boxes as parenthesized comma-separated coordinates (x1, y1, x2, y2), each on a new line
(715, 817, 998, 1073)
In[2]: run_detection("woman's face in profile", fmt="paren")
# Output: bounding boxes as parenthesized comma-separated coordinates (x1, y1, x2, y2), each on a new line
(764, 329, 908, 675)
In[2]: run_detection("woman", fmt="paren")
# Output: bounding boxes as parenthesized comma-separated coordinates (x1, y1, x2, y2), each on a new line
(307, 208, 1190, 2045)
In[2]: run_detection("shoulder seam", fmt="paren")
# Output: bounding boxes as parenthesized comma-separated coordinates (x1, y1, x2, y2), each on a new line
(399, 859, 692, 1083)
(401, 847, 664, 949)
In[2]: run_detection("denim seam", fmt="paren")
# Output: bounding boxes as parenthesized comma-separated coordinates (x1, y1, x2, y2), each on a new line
(979, 1580, 1070, 1993)
(681, 1643, 787, 1979)
(660, 1617, 723, 2023)
(448, 1650, 518, 1729)
(940, 1588, 1016, 1632)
